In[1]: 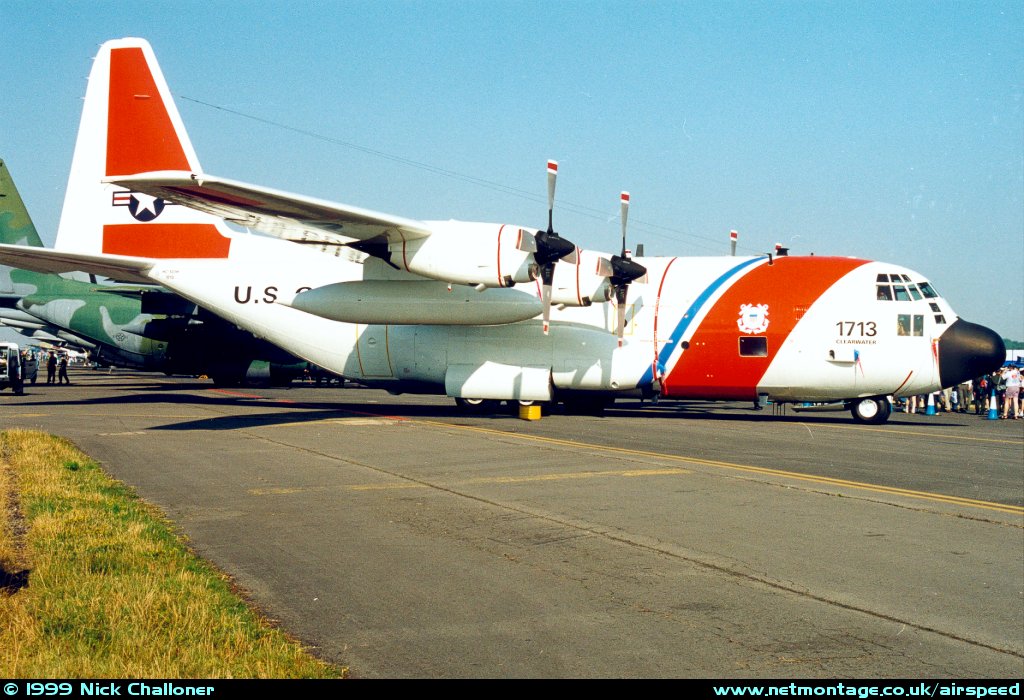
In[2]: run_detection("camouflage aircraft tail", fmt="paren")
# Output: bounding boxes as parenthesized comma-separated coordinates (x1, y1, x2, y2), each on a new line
(0, 159, 61, 296)
(0, 158, 300, 378)
(55, 37, 234, 259)
(1, 160, 147, 353)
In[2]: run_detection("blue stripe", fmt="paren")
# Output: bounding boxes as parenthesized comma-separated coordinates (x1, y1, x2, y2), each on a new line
(639, 256, 766, 386)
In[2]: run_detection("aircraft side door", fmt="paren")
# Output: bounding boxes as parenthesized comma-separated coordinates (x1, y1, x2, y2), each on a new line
(354, 324, 393, 378)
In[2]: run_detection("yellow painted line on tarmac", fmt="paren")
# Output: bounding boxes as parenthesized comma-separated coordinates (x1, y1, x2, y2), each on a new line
(408, 419, 1024, 518)
(248, 486, 325, 496)
(463, 467, 690, 485)
(250, 467, 691, 494)
(347, 482, 425, 492)
(346, 466, 691, 491)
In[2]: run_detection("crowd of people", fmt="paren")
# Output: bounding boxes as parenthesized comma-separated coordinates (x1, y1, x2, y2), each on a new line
(895, 364, 1022, 419)
(26, 349, 73, 385)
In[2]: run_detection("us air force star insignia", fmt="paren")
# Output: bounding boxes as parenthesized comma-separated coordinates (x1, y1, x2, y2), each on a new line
(737, 303, 770, 334)
(112, 191, 168, 221)
(127, 193, 165, 222)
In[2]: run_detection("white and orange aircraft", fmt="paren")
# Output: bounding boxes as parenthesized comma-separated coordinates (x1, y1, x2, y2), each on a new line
(0, 38, 1005, 423)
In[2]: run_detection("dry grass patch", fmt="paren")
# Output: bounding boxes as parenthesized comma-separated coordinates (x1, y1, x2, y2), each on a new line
(0, 429, 346, 678)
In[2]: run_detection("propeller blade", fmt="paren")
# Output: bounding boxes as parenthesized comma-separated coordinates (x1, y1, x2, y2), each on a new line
(540, 261, 556, 335)
(620, 191, 630, 256)
(730, 230, 738, 256)
(610, 190, 646, 343)
(535, 159, 577, 334)
(615, 284, 628, 347)
(542, 281, 553, 335)
(516, 228, 537, 253)
(546, 160, 558, 233)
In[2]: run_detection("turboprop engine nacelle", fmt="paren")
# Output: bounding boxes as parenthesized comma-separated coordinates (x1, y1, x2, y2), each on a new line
(371, 221, 628, 311)
(546, 248, 618, 307)
(396, 221, 542, 288)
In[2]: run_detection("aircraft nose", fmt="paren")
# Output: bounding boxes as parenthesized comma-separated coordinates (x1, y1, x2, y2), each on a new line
(938, 319, 1005, 388)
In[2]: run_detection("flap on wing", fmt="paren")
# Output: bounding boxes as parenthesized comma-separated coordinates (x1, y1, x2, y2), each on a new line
(90, 285, 160, 298)
(0, 244, 155, 284)
(107, 171, 433, 246)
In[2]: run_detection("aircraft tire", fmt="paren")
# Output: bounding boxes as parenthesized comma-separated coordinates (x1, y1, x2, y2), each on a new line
(454, 397, 501, 414)
(850, 397, 891, 425)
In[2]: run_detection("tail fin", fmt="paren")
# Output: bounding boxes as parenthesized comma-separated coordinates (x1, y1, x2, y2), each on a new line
(0, 160, 45, 248)
(0, 159, 56, 294)
(55, 38, 232, 259)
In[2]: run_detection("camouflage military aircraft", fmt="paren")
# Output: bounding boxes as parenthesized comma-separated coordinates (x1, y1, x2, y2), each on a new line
(0, 159, 303, 385)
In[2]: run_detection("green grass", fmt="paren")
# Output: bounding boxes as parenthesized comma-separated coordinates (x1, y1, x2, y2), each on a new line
(0, 429, 347, 678)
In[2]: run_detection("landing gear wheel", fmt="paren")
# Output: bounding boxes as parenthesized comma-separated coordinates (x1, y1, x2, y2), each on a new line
(454, 397, 501, 414)
(850, 398, 891, 425)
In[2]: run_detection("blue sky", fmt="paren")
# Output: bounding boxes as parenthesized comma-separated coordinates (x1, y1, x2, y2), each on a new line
(1, 0, 1021, 340)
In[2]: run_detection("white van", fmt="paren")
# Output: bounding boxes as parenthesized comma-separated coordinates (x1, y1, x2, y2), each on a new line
(0, 342, 25, 394)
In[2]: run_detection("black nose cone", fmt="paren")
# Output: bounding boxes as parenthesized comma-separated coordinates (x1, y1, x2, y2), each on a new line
(938, 319, 1005, 388)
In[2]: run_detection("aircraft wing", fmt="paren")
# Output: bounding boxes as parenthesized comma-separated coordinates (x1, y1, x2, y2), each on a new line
(108, 171, 433, 246)
(0, 244, 155, 285)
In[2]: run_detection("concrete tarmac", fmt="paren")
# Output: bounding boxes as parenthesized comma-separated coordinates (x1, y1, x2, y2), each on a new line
(2, 368, 1022, 678)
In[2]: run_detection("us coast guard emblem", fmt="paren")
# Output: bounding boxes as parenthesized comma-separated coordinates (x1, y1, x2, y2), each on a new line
(737, 304, 769, 334)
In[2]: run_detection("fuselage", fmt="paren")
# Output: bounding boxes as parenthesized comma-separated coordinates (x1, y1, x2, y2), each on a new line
(143, 229, 1003, 405)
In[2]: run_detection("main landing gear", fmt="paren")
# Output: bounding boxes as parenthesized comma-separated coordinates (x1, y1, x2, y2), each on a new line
(849, 397, 892, 425)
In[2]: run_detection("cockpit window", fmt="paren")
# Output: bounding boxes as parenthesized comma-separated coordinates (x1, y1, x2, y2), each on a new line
(898, 314, 924, 336)
(876, 274, 940, 302)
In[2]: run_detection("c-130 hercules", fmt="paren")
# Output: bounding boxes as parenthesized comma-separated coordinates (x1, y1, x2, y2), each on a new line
(0, 38, 1005, 422)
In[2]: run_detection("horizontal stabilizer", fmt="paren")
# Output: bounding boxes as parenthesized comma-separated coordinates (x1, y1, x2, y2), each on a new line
(107, 171, 433, 246)
(0, 244, 154, 284)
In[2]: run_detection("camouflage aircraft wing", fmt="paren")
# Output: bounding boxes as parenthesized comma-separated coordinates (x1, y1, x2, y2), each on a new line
(0, 244, 154, 284)
(107, 171, 433, 246)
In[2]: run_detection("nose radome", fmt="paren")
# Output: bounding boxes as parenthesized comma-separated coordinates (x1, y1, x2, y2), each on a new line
(938, 319, 1005, 388)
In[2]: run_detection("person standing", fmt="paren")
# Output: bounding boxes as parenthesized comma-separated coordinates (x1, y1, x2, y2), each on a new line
(974, 375, 991, 414)
(46, 351, 57, 384)
(57, 354, 71, 385)
(1001, 365, 1021, 419)
(905, 394, 921, 414)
